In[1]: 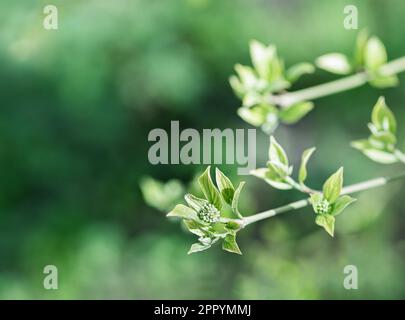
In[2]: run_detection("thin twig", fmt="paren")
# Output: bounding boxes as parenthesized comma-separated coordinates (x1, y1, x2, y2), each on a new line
(268, 56, 405, 108)
(242, 170, 405, 227)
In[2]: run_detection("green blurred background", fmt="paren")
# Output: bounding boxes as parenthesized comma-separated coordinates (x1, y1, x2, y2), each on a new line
(0, 0, 404, 299)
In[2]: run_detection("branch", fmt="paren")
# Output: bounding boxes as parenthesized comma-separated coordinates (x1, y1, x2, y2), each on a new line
(268, 56, 405, 108)
(242, 170, 405, 227)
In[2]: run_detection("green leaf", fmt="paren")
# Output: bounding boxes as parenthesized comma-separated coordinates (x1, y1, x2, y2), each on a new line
(261, 113, 279, 134)
(183, 220, 206, 237)
(215, 168, 235, 205)
(242, 92, 262, 108)
(222, 233, 242, 255)
(371, 96, 397, 134)
(269, 136, 289, 166)
(361, 149, 397, 164)
(234, 64, 258, 90)
(368, 124, 397, 145)
(323, 167, 344, 204)
(198, 166, 223, 210)
(351, 139, 398, 164)
(355, 29, 369, 67)
(279, 102, 314, 124)
(286, 62, 315, 82)
(315, 53, 352, 75)
(309, 193, 323, 212)
(267, 160, 291, 178)
(365, 37, 387, 72)
(226, 221, 241, 231)
(167, 204, 198, 220)
(299, 147, 316, 184)
(231, 182, 245, 218)
(331, 195, 357, 216)
(188, 242, 211, 254)
(369, 75, 399, 89)
(315, 214, 335, 237)
(209, 222, 229, 238)
(237, 104, 277, 127)
(269, 52, 285, 82)
(229, 75, 245, 98)
(250, 168, 293, 190)
(268, 78, 290, 92)
(184, 194, 208, 212)
(263, 177, 293, 190)
(250, 40, 275, 79)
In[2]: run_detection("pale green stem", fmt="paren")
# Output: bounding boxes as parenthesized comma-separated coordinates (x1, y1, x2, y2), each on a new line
(285, 176, 318, 194)
(269, 56, 405, 108)
(242, 170, 405, 227)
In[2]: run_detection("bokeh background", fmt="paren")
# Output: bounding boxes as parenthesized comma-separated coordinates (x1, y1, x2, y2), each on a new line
(1, 0, 405, 299)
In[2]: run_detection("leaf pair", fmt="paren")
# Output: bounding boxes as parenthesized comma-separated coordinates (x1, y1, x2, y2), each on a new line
(251, 136, 316, 192)
(352, 97, 402, 164)
(310, 168, 356, 237)
(316, 30, 398, 88)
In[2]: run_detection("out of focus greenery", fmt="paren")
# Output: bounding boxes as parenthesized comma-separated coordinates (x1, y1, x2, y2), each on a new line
(0, 0, 405, 299)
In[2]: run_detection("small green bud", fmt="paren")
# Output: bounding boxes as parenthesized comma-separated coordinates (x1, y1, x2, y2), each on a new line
(315, 199, 331, 215)
(198, 203, 220, 223)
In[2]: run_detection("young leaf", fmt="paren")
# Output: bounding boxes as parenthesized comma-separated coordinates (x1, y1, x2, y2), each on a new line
(371, 97, 397, 134)
(269, 136, 289, 166)
(322, 167, 344, 204)
(268, 52, 285, 82)
(215, 168, 235, 205)
(184, 194, 208, 212)
(355, 29, 369, 67)
(232, 181, 245, 218)
(234, 64, 258, 90)
(242, 91, 262, 108)
(226, 220, 241, 231)
(315, 214, 335, 237)
(188, 242, 211, 254)
(365, 37, 387, 72)
(250, 168, 293, 190)
(198, 166, 223, 210)
(261, 113, 279, 134)
(369, 75, 399, 89)
(331, 195, 357, 216)
(286, 62, 315, 82)
(299, 147, 316, 184)
(229, 75, 245, 98)
(237, 104, 277, 127)
(267, 160, 291, 178)
(222, 233, 242, 255)
(368, 123, 397, 145)
(183, 220, 206, 237)
(250, 40, 274, 79)
(361, 149, 397, 164)
(309, 193, 323, 212)
(167, 204, 198, 220)
(315, 53, 352, 75)
(351, 139, 398, 163)
(279, 102, 314, 124)
(209, 222, 229, 238)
